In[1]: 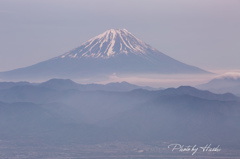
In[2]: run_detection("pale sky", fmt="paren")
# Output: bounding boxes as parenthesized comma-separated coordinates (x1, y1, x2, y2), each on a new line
(1, 0, 240, 72)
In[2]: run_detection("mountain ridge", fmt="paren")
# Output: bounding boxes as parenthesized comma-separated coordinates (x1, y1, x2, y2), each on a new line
(0, 29, 211, 81)
(0, 78, 157, 92)
(197, 72, 240, 96)
(0, 79, 240, 148)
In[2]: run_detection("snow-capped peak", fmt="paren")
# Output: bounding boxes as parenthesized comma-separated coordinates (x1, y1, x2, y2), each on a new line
(59, 29, 155, 59)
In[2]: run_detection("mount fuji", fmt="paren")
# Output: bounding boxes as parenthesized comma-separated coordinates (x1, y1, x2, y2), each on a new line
(0, 29, 210, 80)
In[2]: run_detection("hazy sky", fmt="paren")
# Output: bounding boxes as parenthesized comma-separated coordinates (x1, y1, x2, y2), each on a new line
(1, 0, 240, 72)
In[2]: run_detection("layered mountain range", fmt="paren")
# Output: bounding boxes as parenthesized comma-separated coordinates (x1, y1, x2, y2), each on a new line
(0, 29, 210, 81)
(198, 72, 240, 96)
(0, 79, 239, 146)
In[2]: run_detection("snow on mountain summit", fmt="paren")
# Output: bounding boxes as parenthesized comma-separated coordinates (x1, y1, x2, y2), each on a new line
(60, 29, 156, 59)
(0, 28, 211, 81)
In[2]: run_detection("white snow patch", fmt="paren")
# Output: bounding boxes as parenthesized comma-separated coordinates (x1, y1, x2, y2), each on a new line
(57, 28, 153, 59)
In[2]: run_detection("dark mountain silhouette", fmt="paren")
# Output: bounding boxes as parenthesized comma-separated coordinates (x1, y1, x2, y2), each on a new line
(0, 80, 240, 152)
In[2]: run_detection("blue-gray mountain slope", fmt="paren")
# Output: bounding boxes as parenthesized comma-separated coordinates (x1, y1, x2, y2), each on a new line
(0, 29, 210, 80)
